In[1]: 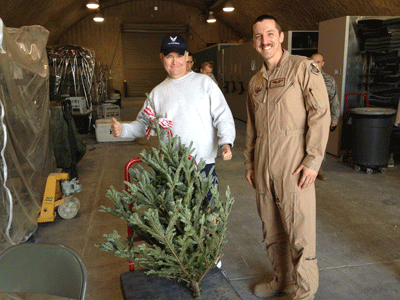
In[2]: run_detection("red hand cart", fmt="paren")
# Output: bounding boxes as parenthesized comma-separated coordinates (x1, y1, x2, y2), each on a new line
(345, 92, 369, 113)
(124, 157, 141, 271)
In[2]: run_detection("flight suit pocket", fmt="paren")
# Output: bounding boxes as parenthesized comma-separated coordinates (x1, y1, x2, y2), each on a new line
(290, 190, 313, 253)
(254, 136, 262, 192)
(304, 85, 326, 111)
(290, 191, 303, 249)
(253, 98, 263, 112)
(291, 192, 297, 225)
(274, 79, 295, 104)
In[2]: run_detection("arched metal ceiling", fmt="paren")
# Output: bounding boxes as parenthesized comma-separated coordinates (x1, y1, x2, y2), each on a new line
(1, 0, 399, 44)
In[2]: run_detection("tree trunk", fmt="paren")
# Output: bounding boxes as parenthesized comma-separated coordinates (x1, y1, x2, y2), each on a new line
(190, 281, 202, 298)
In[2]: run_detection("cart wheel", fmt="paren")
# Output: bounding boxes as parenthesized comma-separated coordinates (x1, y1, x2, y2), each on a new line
(58, 201, 79, 219)
(72, 196, 81, 210)
(64, 195, 80, 210)
(354, 165, 361, 172)
(379, 167, 387, 174)
(366, 168, 373, 175)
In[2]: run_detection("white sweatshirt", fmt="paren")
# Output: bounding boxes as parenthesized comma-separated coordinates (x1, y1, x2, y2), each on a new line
(121, 71, 236, 164)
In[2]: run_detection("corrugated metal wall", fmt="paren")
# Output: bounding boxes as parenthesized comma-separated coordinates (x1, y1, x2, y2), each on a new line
(121, 32, 166, 97)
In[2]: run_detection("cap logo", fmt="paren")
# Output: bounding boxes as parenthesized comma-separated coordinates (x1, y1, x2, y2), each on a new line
(168, 36, 180, 45)
(161, 33, 186, 54)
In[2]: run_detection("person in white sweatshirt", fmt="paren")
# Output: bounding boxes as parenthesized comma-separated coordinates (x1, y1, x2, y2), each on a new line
(111, 33, 236, 204)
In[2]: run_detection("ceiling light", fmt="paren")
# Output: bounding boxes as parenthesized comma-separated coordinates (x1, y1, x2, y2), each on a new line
(93, 11, 104, 22)
(207, 11, 216, 23)
(86, 0, 100, 9)
(223, 1, 234, 12)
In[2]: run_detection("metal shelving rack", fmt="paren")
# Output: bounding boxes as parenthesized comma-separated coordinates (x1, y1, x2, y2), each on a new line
(283, 31, 319, 57)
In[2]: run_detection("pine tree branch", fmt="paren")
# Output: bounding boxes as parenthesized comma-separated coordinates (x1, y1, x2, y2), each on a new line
(144, 205, 192, 279)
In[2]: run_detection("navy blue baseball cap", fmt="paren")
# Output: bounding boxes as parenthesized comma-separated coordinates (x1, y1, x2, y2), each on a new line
(160, 33, 187, 55)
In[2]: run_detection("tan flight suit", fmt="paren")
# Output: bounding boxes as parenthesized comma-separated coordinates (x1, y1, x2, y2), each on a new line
(244, 50, 330, 299)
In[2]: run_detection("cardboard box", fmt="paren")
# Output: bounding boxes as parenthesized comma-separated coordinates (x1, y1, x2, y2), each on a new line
(95, 119, 134, 142)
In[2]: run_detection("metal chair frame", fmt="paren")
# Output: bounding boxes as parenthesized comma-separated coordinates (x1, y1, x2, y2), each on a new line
(0, 243, 88, 299)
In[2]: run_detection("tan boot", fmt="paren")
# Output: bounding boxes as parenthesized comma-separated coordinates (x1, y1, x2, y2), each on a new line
(254, 279, 294, 298)
(317, 169, 328, 181)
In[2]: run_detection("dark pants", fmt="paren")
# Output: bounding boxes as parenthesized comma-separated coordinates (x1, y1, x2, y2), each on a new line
(200, 163, 218, 205)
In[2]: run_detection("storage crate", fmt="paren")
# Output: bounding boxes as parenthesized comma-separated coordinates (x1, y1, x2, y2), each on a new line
(67, 97, 87, 114)
(95, 119, 133, 142)
(96, 103, 120, 119)
(96, 105, 103, 118)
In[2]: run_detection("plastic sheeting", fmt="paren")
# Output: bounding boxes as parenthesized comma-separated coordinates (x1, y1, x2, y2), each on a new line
(0, 19, 56, 252)
(94, 61, 109, 106)
(47, 44, 95, 109)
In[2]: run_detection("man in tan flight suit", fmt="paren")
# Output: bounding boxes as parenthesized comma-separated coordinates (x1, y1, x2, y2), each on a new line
(244, 15, 330, 299)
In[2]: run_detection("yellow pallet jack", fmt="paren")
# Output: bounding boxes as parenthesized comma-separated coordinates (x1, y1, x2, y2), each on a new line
(38, 173, 82, 223)
(38, 99, 82, 223)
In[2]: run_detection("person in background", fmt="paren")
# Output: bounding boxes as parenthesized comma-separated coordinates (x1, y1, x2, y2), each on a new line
(310, 53, 340, 181)
(244, 15, 330, 299)
(186, 51, 194, 72)
(111, 33, 235, 207)
(200, 61, 218, 84)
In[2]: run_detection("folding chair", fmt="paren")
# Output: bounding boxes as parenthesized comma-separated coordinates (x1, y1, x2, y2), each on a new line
(0, 243, 87, 299)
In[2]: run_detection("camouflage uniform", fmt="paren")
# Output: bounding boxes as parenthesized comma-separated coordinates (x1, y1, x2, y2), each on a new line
(321, 70, 340, 123)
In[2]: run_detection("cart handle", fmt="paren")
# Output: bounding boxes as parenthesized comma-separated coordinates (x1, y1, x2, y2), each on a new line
(345, 93, 369, 112)
(124, 158, 141, 193)
(124, 157, 141, 271)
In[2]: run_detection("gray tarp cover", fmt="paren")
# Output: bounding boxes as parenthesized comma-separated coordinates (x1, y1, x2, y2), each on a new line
(0, 19, 56, 251)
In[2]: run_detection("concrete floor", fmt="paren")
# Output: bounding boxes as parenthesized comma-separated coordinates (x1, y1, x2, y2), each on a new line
(33, 97, 400, 299)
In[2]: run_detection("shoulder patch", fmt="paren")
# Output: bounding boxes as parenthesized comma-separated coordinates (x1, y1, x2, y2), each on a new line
(251, 76, 265, 96)
(254, 84, 263, 96)
(308, 62, 321, 75)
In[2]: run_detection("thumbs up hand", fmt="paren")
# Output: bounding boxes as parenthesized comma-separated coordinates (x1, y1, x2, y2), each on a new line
(111, 117, 123, 137)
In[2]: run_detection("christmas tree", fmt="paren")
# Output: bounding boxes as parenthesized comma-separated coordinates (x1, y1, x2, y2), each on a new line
(96, 96, 235, 298)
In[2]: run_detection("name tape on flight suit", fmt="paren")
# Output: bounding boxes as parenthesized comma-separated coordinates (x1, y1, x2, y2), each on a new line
(269, 78, 285, 89)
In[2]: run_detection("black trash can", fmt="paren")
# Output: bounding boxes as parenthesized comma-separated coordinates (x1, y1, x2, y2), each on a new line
(350, 107, 396, 173)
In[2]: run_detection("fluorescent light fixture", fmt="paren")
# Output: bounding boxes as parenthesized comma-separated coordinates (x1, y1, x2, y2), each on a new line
(93, 11, 104, 22)
(86, 0, 100, 9)
(223, 1, 234, 12)
(207, 11, 216, 23)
